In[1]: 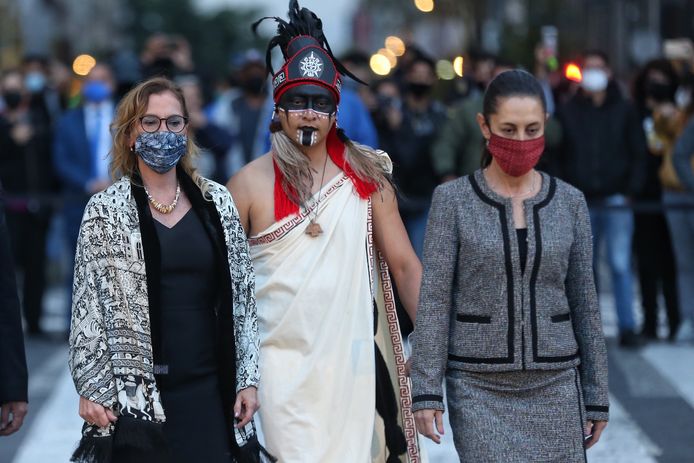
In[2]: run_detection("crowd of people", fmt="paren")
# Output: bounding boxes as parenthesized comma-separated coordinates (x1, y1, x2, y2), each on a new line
(2, 35, 694, 346)
(1, 0, 694, 460)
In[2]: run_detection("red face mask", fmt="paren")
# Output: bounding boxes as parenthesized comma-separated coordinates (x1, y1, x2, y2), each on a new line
(487, 132, 545, 177)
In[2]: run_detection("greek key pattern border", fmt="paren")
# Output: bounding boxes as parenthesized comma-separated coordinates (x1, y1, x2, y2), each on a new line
(367, 201, 420, 462)
(248, 175, 349, 246)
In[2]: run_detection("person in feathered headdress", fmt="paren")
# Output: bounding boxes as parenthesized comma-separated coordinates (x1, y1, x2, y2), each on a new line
(226, 1, 424, 462)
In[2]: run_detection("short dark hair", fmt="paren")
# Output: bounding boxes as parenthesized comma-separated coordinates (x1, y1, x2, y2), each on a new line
(582, 49, 610, 67)
(406, 54, 435, 74)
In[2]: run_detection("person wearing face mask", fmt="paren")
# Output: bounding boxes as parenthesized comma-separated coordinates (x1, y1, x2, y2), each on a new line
(209, 51, 274, 177)
(53, 63, 117, 330)
(554, 50, 647, 348)
(228, 2, 424, 461)
(411, 69, 609, 462)
(0, 68, 56, 336)
(629, 59, 682, 343)
(21, 54, 64, 128)
(377, 54, 446, 258)
(68, 77, 267, 463)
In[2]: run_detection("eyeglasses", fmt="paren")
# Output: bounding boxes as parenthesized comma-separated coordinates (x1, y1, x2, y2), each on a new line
(140, 115, 188, 133)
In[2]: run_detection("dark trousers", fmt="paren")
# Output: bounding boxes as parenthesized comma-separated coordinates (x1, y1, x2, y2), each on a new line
(633, 211, 680, 337)
(5, 210, 50, 333)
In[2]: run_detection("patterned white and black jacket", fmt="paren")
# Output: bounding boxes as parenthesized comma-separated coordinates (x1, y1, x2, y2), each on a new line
(68, 172, 261, 461)
(410, 170, 609, 422)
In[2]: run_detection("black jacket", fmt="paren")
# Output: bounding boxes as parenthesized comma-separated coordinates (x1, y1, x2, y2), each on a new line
(555, 82, 647, 200)
(378, 100, 446, 214)
(0, 199, 28, 404)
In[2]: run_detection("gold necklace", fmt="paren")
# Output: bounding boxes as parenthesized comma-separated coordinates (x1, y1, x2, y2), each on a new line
(144, 182, 180, 214)
(305, 153, 329, 238)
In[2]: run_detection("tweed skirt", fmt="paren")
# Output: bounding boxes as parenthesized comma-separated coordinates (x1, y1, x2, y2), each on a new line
(445, 367, 587, 463)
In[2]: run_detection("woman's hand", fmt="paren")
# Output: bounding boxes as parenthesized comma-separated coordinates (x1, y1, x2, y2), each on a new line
(234, 386, 260, 429)
(414, 409, 445, 444)
(79, 396, 117, 428)
(584, 420, 607, 449)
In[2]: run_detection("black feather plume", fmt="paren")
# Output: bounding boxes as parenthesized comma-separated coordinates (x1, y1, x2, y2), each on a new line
(251, 0, 366, 85)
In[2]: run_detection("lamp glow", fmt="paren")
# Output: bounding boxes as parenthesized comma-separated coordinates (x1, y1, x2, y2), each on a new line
(565, 63, 582, 82)
(72, 54, 96, 76)
(370, 54, 392, 76)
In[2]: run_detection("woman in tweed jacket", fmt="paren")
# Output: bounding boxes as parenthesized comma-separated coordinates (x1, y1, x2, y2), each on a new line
(410, 70, 609, 462)
(68, 78, 270, 463)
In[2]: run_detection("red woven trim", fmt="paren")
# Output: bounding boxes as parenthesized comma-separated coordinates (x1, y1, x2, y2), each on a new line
(272, 126, 377, 220)
(327, 126, 377, 200)
(273, 159, 300, 221)
(272, 42, 341, 103)
(274, 79, 340, 105)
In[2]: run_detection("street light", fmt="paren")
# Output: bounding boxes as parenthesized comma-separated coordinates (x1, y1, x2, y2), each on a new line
(436, 60, 455, 80)
(370, 53, 392, 76)
(453, 56, 464, 77)
(378, 48, 397, 68)
(414, 0, 434, 13)
(385, 36, 406, 57)
(565, 63, 582, 82)
(72, 54, 96, 76)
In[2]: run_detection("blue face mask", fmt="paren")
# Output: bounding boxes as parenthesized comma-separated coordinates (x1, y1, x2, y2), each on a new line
(82, 80, 112, 103)
(135, 132, 187, 174)
(24, 72, 46, 93)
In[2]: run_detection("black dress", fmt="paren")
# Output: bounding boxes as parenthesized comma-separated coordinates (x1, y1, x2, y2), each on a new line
(154, 209, 231, 463)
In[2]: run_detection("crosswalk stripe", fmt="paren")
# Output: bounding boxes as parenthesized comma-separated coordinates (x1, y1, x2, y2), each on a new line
(13, 366, 82, 463)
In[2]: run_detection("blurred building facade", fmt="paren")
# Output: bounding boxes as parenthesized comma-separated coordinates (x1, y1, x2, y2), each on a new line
(356, 0, 694, 76)
(0, 0, 129, 65)
(2, 0, 694, 77)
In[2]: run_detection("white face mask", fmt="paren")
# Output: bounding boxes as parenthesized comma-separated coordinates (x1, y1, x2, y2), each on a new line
(675, 87, 691, 109)
(581, 69, 609, 92)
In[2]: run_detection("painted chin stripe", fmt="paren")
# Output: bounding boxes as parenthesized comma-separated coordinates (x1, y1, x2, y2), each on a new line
(297, 129, 318, 146)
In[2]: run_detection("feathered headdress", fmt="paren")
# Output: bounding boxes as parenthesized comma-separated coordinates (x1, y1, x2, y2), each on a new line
(252, 0, 365, 104)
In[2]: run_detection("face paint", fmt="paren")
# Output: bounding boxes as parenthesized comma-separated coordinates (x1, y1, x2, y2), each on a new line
(284, 108, 332, 119)
(278, 85, 337, 116)
(297, 127, 318, 146)
(277, 84, 336, 148)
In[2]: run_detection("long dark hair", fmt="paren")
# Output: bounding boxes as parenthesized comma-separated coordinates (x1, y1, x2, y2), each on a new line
(480, 69, 547, 167)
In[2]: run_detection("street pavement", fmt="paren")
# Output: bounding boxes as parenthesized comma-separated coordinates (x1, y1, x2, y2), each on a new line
(2, 286, 693, 463)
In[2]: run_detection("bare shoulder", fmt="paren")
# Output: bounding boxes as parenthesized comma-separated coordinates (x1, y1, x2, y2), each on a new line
(226, 152, 276, 236)
(371, 180, 398, 208)
(226, 152, 274, 201)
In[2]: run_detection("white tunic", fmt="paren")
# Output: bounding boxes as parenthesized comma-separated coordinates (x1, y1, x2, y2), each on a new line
(249, 174, 375, 462)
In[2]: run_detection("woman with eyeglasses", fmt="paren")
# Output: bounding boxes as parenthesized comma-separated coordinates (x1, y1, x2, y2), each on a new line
(68, 78, 269, 463)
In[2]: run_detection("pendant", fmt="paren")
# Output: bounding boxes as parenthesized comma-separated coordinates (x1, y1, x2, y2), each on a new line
(305, 220, 323, 238)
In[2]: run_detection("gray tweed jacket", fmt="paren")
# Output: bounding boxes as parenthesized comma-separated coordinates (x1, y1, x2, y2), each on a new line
(410, 170, 609, 422)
